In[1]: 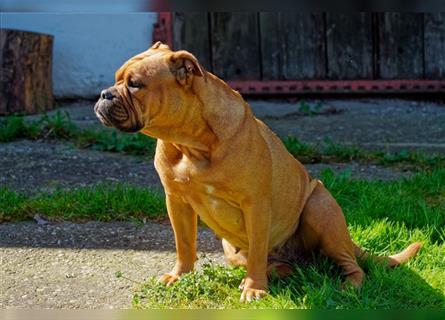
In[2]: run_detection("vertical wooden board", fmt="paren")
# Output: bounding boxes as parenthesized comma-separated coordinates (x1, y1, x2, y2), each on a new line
(211, 13, 260, 80)
(260, 13, 326, 80)
(259, 13, 282, 80)
(326, 13, 373, 79)
(378, 13, 424, 79)
(173, 13, 211, 71)
(424, 13, 445, 79)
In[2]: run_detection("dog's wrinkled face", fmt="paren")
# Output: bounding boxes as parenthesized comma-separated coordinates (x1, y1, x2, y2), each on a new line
(94, 42, 204, 133)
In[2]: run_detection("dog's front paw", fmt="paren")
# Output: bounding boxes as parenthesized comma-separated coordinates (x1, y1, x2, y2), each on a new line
(239, 277, 268, 302)
(158, 273, 180, 286)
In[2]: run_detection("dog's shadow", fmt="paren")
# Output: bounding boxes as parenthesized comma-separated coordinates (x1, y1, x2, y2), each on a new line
(267, 258, 444, 308)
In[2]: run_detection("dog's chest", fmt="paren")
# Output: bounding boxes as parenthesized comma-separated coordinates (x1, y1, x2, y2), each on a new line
(190, 185, 247, 243)
(165, 157, 247, 243)
(170, 156, 196, 183)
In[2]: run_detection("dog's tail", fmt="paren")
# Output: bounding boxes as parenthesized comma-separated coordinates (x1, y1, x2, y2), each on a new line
(353, 242, 422, 267)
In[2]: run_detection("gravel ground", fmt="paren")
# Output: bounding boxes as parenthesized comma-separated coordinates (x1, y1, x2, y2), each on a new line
(252, 99, 445, 153)
(1, 98, 441, 308)
(0, 140, 161, 194)
(33, 98, 445, 153)
(0, 140, 410, 195)
(0, 221, 224, 309)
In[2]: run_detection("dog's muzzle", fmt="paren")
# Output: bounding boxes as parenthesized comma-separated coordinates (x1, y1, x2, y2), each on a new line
(94, 93, 143, 133)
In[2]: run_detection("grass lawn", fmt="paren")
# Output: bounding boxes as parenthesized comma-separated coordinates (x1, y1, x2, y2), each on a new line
(132, 169, 445, 309)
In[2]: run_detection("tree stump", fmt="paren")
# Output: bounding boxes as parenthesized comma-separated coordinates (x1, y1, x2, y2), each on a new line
(0, 29, 54, 115)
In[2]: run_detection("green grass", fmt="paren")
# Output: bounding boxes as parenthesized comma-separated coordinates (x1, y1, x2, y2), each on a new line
(0, 184, 166, 223)
(0, 112, 157, 157)
(282, 136, 444, 171)
(1, 112, 444, 169)
(131, 168, 445, 309)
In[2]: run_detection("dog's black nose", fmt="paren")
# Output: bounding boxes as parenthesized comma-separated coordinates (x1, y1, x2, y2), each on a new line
(101, 90, 115, 100)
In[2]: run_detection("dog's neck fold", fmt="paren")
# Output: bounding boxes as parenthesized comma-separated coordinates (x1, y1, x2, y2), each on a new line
(141, 71, 250, 161)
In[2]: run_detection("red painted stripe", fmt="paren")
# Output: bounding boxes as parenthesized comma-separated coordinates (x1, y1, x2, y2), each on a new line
(227, 80, 445, 94)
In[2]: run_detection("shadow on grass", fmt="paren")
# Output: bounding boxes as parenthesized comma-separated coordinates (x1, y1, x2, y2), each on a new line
(267, 258, 444, 309)
(321, 168, 445, 244)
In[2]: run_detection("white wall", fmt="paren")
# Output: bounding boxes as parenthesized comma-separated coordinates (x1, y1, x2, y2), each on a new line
(0, 13, 158, 98)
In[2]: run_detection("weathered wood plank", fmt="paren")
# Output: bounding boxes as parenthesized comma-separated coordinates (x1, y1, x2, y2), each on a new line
(172, 13, 211, 71)
(210, 12, 260, 80)
(378, 13, 424, 79)
(326, 13, 373, 79)
(260, 13, 325, 80)
(424, 13, 445, 79)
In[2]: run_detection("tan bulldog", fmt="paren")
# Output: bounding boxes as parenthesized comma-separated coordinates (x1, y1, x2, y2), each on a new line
(94, 42, 422, 302)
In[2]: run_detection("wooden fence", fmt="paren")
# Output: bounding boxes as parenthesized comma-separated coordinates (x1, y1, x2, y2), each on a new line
(172, 13, 445, 81)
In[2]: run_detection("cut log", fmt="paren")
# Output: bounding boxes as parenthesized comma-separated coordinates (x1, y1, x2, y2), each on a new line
(0, 29, 54, 115)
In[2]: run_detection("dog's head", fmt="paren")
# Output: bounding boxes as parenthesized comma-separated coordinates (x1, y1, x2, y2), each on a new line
(94, 42, 205, 133)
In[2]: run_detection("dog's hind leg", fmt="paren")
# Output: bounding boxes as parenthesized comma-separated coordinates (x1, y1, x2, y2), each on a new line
(222, 238, 248, 267)
(298, 182, 365, 288)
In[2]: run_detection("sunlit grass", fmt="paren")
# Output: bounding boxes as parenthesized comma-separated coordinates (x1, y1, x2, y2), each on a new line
(132, 169, 445, 309)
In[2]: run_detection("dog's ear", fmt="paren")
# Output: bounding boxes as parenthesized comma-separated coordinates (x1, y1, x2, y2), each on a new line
(150, 41, 170, 51)
(169, 50, 205, 88)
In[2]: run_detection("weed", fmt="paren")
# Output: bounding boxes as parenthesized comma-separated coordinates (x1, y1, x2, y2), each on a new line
(298, 100, 323, 116)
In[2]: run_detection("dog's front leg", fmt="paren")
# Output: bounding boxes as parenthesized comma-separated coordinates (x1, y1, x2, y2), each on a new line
(239, 197, 271, 302)
(159, 193, 197, 285)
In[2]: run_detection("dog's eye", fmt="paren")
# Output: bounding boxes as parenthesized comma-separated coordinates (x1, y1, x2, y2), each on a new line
(128, 79, 143, 89)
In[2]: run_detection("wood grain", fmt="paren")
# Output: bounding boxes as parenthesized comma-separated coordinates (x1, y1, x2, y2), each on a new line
(424, 13, 445, 79)
(326, 13, 373, 79)
(377, 13, 424, 79)
(172, 13, 212, 71)
(260, 13, 325, 80)
(0, 29, 53, 115)
(210, 13, 261, 80)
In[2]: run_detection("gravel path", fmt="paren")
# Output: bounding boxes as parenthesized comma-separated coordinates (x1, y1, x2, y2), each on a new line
(0, 221, 224, 309)
(35, 98, 445, 153)
(253, 99, 445, 153)
(0, 140, 161, 194)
